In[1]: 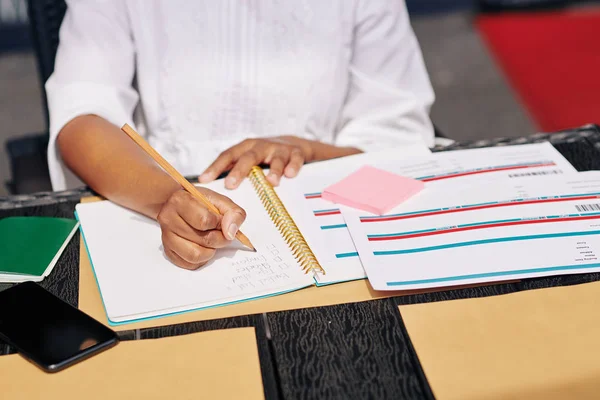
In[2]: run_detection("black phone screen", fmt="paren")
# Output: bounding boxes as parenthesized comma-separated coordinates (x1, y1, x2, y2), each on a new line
(0, 282, 117, 372)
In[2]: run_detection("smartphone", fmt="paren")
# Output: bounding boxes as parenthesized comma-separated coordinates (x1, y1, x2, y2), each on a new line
(0, 281, 118, 372)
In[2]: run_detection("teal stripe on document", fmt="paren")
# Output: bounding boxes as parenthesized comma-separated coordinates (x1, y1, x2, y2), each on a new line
(374, 230, 600, 256)
(315, 208, 339, 213)
(321, 224, 347, 230)
(387, 263, 600, 286)
(462, 201, 499, 208)
(336, 252, 359, 258)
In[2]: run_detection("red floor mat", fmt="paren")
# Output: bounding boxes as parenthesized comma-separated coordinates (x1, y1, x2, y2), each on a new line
(477, 10, 600, 132)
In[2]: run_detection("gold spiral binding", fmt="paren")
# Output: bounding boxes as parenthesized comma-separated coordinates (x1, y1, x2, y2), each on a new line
(248, 166, 325, 275)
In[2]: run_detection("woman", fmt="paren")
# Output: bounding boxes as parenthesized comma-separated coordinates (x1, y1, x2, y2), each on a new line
(47, 0, 435, 269)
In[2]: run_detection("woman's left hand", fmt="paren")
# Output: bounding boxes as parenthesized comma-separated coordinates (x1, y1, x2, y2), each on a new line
(199, 136, 315, 189)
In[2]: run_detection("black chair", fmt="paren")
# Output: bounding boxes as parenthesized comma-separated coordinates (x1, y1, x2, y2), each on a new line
(27, 0, 67, 125)
(5, 0, 66, 194)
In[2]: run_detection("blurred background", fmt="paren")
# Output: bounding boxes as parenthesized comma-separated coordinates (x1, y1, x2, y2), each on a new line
(1, 0, 599, 196)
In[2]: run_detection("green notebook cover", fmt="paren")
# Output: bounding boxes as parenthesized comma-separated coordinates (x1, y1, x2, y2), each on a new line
(0, 216, 79, 281)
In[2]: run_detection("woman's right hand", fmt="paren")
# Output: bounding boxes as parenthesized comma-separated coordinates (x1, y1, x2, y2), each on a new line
(157, 188, 247, 270)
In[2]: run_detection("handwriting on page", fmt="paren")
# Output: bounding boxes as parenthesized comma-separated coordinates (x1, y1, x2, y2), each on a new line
(226, 244, 295, 292)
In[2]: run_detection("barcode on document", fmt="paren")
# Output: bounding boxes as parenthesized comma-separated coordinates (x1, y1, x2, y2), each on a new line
(575, 204, 600, 212)
(508, 170, 563, 178)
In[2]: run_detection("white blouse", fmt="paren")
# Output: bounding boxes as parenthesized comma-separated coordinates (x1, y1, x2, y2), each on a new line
(46, 0, 435, 190)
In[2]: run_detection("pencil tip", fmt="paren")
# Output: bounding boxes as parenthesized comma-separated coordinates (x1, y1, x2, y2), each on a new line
(243, 242, 256, 252)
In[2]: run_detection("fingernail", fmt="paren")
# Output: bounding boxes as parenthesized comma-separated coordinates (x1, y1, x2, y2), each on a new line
(199, 173, 210, 182)
(227, 223, 239, 240)
(226, 177, 237, 187)
(268, 173, 280, 185)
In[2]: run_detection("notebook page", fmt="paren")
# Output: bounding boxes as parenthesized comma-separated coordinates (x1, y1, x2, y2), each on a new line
(274, 142, 577, 285)
(76, 180, 313, 324)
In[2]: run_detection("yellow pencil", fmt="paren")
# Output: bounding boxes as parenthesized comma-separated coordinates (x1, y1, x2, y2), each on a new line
(121, 123, 256, 252)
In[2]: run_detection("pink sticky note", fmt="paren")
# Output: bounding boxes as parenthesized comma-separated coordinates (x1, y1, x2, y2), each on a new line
(321, 165, 424, 215)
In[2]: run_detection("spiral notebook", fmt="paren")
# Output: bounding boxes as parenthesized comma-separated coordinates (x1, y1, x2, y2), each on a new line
(76, 142, 571, 324)
(76, 167, 328, 325)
